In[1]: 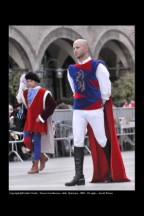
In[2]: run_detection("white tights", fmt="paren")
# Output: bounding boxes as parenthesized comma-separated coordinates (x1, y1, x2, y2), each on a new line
(73, 109, 107, 148)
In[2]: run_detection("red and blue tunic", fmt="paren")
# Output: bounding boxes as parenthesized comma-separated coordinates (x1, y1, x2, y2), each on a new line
(23, 88, 48, 134)
(68, 59, 104, 110)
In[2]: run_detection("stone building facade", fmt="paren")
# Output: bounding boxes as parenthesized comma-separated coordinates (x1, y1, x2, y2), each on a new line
(9, 25, 135, 101)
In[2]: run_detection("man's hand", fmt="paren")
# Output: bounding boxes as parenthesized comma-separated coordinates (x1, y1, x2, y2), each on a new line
(36, 117, 40, 122)
(102, 99, 106, 106)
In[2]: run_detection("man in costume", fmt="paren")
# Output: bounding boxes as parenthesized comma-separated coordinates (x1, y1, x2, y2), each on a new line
(17, 72, 56, 174)
(65, 39, 130, 186)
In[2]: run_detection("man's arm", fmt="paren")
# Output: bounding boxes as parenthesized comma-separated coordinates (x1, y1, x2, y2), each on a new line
(38, 93, 57, 123)
(67, 70, 75, 93)
(96, 63, 111, 105)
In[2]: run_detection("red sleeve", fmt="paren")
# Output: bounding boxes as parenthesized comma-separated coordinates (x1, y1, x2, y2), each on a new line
(40, 93, 56, 121)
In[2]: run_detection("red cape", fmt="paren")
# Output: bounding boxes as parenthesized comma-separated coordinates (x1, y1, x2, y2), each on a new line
(87, 96, 130, 182)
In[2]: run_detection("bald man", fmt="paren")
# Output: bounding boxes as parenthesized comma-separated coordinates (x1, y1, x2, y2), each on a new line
(65, 39, 111, 186)
(65, 39, 129, 186)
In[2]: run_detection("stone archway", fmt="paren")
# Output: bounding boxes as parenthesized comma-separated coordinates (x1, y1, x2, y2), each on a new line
(93, 29, 135, 81)
(36, 27, 93, 100)
(37, 27, 93, 69)
(9, 26, 35, 70)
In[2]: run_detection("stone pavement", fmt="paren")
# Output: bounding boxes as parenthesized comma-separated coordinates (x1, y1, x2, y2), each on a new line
(9, 150, 135, 192)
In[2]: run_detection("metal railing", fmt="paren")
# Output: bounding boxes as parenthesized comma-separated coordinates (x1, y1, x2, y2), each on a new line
(9, 130, 24, 162)
(52, 108, 135, 153)
(9, 108, 135, 160)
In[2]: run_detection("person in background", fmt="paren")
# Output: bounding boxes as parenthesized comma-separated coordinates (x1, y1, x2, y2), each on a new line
(9, 103, 31, 161)
(65, 39, 130, 186)
(9, 104, 14, 126)
(128, 100, 135, 108)
(16, 73, 28, 103)
(122, 101, 129, 108)
(17, 72, 56, 173)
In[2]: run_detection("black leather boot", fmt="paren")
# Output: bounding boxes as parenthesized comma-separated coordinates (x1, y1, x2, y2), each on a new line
(103, 140, 111, 164)
(103, 140, 113, 182)
(65, 147, 85, 186)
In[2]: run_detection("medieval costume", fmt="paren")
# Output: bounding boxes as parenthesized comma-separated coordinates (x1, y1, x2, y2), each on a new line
(18, 72, 56, 173)
(66, 57, 130, 186)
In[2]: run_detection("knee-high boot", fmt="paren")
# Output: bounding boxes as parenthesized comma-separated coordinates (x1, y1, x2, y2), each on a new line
(65, 147, 85, 186)
(103, 140, 113, 182)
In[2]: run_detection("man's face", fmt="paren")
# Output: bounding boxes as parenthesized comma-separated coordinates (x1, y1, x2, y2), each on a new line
(73, 41, 86, 59)
(26, 79, 37, 88)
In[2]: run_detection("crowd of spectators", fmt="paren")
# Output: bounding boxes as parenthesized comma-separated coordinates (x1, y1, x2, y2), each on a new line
(122, 100, 135, 108)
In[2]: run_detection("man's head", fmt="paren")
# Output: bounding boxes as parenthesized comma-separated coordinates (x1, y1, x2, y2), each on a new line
(25, 71, 40, 88)
(73, 39, 89, 61)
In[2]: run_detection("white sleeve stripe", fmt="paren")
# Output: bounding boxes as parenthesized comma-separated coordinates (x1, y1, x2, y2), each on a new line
(43, 90, 51, 109)
(38, 115, 45, 123)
